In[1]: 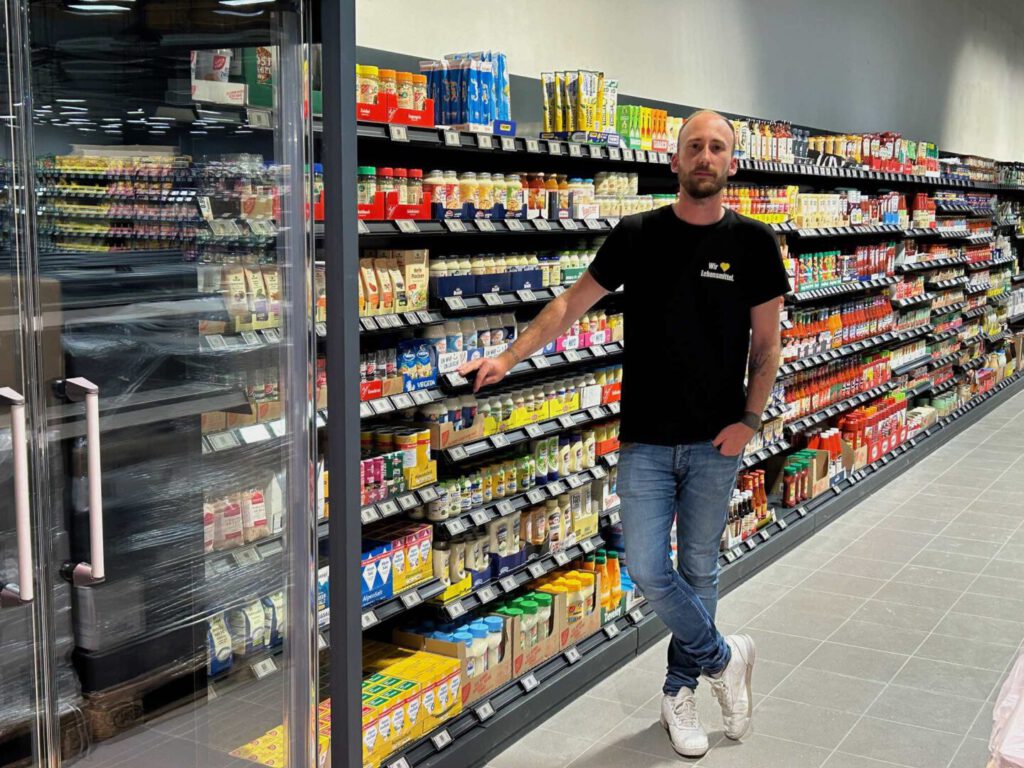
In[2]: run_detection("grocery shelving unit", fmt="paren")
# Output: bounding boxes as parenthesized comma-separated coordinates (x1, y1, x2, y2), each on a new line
(316, 45, 1024, 766)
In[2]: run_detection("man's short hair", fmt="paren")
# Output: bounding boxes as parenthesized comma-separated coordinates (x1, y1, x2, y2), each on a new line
(678, 109, 736, 153)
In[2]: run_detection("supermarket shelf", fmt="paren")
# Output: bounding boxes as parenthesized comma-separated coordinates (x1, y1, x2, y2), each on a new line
(762, 402, 790, 421)
(926, 276, 969, 291)
(897, 256, 967, 274)
(932, 301, 967, 316)
(891, 354, 933, 377)
(963, 306, 988, 319)
(1008, 311, 1024, 324)
(912, 228, 973, 240)
(927, 328, 961, 344)
(202, 417, 286, 454)
(742, 439, 790, 468)
(719, 371, 1024, 583)
(782, 223, 904, 240)
(788, 276, 898, 304)
(356, 217, 618, 240)
(779, 326, 930, 379)
(965, 256, 1015, 272)
(935, 202, 995, 216)
(355, 121, 671, 166)
(360, 310, 445, 334)
(445, 342, 625, 393)
(434, 460, 616, 538)
(967, 234, 996, 246)
(957, 357, 986, 372)
(891, 293, 935, 310)
(989, 293, 1011, 307)
(986, 330, 1010, 345)
(918, 377, 959, 397)
(965, 284, 990, 296)
(440, 402, 621, 466)
(928, 352, 961, 370)
(1012, 273, 1024, 285)
(785, 380, 900, 435)
(360, 482, 444, 526)
(359, 387, 445, 420)
(436, 287, 562, 314)
(438, 535, 606, 621)
(360, 579, 449, 631)
(382, 605, 654, 768)
(734, 158, 971, 187)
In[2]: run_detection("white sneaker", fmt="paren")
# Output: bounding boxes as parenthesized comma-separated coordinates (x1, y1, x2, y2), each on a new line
(706, 634, 756, 740)
(659, 688, 709, 757)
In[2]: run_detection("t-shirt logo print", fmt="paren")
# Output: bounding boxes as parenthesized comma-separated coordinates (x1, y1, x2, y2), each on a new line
(700, 260, 735, 283)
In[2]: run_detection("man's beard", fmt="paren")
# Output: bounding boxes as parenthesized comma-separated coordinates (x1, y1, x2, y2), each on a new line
(680, 168, 727, 199)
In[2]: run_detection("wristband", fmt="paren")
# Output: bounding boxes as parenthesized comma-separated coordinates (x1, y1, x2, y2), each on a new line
(740, 411, 762, 430)
(505, 347, 523, 365)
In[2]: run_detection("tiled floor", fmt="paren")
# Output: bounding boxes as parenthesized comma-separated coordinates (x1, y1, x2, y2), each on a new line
(489, 390, 1024, 768)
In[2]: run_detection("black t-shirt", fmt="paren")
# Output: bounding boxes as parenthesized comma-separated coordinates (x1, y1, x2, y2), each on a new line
(588, 206, 790, 445)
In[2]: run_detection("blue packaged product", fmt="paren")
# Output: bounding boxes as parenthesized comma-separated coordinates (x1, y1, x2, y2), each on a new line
(494, 52, 510, 120)
(478, 60, 493, 125)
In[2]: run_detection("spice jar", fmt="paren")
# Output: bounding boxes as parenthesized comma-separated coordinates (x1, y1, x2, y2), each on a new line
(378, 69, 397, 96)
(412, 74, 428, 111)
(357, 166, 376, 205)
(356, 65, 379, 105)
(407, 168, 423, 205)
(396, 71, 414, 110)
(395, 167, 409, 205)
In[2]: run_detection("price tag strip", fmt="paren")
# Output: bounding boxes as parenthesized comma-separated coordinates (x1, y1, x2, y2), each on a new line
(520, 672, 539, 692)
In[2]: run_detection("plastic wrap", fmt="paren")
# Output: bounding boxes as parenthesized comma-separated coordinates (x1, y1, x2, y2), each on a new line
(991, 648, 1024, 767)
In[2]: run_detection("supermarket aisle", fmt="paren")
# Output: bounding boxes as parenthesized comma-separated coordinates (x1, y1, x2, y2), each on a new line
(489, 390, 1024, 768)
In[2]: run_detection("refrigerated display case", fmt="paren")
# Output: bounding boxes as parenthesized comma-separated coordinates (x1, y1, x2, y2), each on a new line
(0, 2, 328, 767)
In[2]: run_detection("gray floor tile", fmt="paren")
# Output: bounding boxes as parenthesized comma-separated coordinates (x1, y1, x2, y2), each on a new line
(801, 642, 908, 683)
(952, 591, 1024, 622)
(746, 696, 859, 750)
(697, 733, 831, 768)
(571, 742, 697, 768)
(915, 633, 1020, 672)
(818, 554, 906, 580)
(822, 752, 915, 768)
(891, 564, 978, 592)
(908, 549, 990, 575)
(942, 519, 1012, 542)
(981, 558, 1024, 582)
(751, 659, 796, 696)
(871, 580, 964, 612)
(797, 570, 887, 598)
(948, 737, 994, 768)
(969, 698, 996, 740)
(736, 628, 821, 666)
(746, 602, 848, 641)
(541, 694, 636, 743)
(866, 683, 984, 735)
(837, 716, 962, 768)
(934, 611, 1024, 647)
(776, 545, 844, 571)
(598, 712, 711, 761)
(841, 539, 925, 564)
(856, 528, 931, 551)
(891, 657, 1003, 701)
(925, 535, 1004, 559)
(769, 587, 866, 620)
(489, 726, 594, 768)
(586, 665, 667, 709)
(874, 515, 937, 534)
(715, 597, 772, 631)
(969, 573, 1024, 600)
(771, 667, 885, 715)
(850, 599, 945, 633)
(828, 619, 929, 655)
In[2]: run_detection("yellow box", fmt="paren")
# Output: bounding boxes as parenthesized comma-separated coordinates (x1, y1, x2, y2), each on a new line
(434, 573, 472, 603)
(403, 460, 437, 491)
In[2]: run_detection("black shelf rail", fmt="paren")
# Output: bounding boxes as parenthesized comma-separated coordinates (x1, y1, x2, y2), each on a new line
(928, 352, 961, 370)
(778, 223, 904, 240)
(891, 293, 935, 310)
(925, 276, 969, 291)
(963, 306, 988, 319)
(1012, 273, 1024, 285)
(957, 357, 987, 372)
(357, 217, 620, 240)
(434, 455, 618, 539)
(1008, 310, 1024, 325)
(787, 276, 899, 304)
(778, 325, 931, 378)
(891, 355, 934, 377)
(359, 387, 446, 420)
(927, 328, 961, 343)
(931, 301, 967, 316)
(360, 310, 445, 334)
(440, 401, 621, 466)
(742, 439, 790, 468)
(897, 256, 967, 274)
(359, 579, 448, 631)
(965, 257, 1014, 272)
(439, 534, 607, 621)
(785, 381, 900, 436)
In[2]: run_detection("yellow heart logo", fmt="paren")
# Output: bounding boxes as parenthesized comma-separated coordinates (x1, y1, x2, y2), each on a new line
(719, 262, 731, 272)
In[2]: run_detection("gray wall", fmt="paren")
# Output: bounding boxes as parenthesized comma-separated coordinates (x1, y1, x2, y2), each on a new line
(356, 0, 1024, 161)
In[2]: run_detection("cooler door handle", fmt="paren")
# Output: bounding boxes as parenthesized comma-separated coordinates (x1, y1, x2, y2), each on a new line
(66, 378, 105, 585)
(1, 388, 33, 605)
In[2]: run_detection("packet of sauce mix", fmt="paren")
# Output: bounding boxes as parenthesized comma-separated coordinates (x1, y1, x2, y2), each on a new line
(229, 601, 267, 656)
(387, 257, 407, 312)
(373, 258, 394, 314)
(400, 250, 428, 311)
(223, 265, 249, 320)
(359, 260, 379, 315)
(214, 494, 244, 549)
(241, 487, 269, 542)
(260, 265, 281, 319)
(206, 614, 233, 675)
(243, 265, 269, 322)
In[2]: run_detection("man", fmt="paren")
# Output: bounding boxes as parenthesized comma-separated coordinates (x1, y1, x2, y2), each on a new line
(460, 109, 789, 757)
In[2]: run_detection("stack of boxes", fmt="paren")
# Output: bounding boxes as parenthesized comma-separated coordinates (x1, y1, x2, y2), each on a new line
(359, 249, 429, 318)
(360, 522, 435, 609)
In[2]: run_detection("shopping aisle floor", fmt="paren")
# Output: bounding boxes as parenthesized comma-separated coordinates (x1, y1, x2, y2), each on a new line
(489, 390, 1024, 768)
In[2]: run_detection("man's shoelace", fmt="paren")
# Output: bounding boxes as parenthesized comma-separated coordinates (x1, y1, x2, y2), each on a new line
(672, 695, 700, 729)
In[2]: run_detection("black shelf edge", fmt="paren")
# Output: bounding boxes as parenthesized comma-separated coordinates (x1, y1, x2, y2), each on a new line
(441, 402, 621, 466)
(784, 381, 899, 436)
(435, 458, 617, 539)
(360, 310, 445, 334)
(360, 481, 445, 527)
(439, 534, 606, 620)
(928, 353, 961, 371)
(965, 257, 1015, 272)
(742, 439, 790, 468)
(356, 217, 618, 240)
(778, 326, 930, 378)
(957, 357, 986, 372)
(1011, 273, 1024, 285)
(443, 343, 625, 395)
(892, 293, 935, 310)
(785, 223, 904, 240)
(925, 277, 969, 291)
(963, 306, 988, 319)
(891, 355, 934, 377)
(985, 331, 1010, 344)
(897, 256, 967, 274)
(931, 301, 967, 316)
(1008, 311, 1024, 325)
(719, 372, 1024, 584)
(360, 387, 445, 421)
(788, 276, 898, 304)
(926, 328, 960, 343)
(360, 579, 448, 631)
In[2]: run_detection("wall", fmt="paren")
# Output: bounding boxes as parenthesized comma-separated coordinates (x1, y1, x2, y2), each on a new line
(356, 0, 1024, 161)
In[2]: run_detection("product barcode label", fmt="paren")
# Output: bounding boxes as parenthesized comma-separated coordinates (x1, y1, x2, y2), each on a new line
(527, 489, 546, 504)
(477, 134, 493, 150)
(629, 608, 645, 624)
(400, 590, 423, 609)
(431, 730, 453, 750)
(560, 218, 578, 231)
(232, 547, 262, 567)
(391, 393, 414, 410)
(533, 218, 551, 231)
(496, 500, 515, 516)
(471, 510, 490, 526)
(607, 146, 621, 160)
(554, 551, 570, 566)
(565, 349, 581, 362)
(446, 602, 466, 620)
(379, 500, 400, 517)
(395, 219, 419, 234)
(564, 646, 581, 664)
(387, 758, 411, 768)
(604, 622, 621, 638)
(568, 142, 582, 157)
(252, 657, 278, 679)
(478, 586, 498, 604)
(361, 610, 379, 629)
(526, 138, 541, 153)
(581, 539, 596, 554)
(525, 424, 544, 438)
(548, 141, 562, 155)
(506, 218, 525, 231)
(589, 145, 603, 159)
(388, 124, 408, 142)
(500, 575, 519, 592)
(482, 291, 504, 306)
(517, 289, 537, 302)
(444, 219, 466, 233)
(527, 562, 546, 579)
(608, 510, 619, 525)
(476, 219, 495, 232)
(444, 131, 461, 147)
(475, 701, 495, 721)
(357, 220, 370, 235)
(520, 673, 539, 692)
(445, 295, 467, 310)
(558, 415, 576, 429)
(501, 136, 516, 152)
(491, 433, 510, 448)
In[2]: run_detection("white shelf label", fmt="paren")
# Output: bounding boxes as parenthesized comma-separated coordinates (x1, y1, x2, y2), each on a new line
(525, 424, 544, 438)
(533, 219, 551, 231)
(520, 673, 539, 692)
(607, 147, 621, 161)
(379, 500, 400, 517)
(548, 140, 562, 155)
(482, 291, 504, 306)
(445, 295, 467, 310)
(444, 131, 461, 147)
(475, 701, 495, 721)
(232, 547, 263, 567)
(357, 219, 370, 235)
(533, 355, 550, 369)
(446, 602, 466, 620)
(506, 218, 525, 231)
(444, 219, 466, 233)
(431, 730, 453, 750)
(527, 562, 546, 579)
(500, 575, 519, 592)
(391, 393, 414, 410)
(568, 142, 583, 157)
(564, 646, 581, 664)
(558, 415, 576, 429)
(491, 433, 510, 449)
(388, 124, 409, 142)
(501, 136, 516, 152)
(478, 586, 498, 604)
(252, 657, 278, 679)
(604, 622, 621, 638)
(589, 145, 603, 159)
(526, 138, 541, 153)
(566, 474, 584, 489)
(361, 610, 379, 629)
(387, 758, 411, 768)
(608, 509, 620, 524)
(477, 133, 493, 150)
(629, 608, 645, 624)
(411, 389, 433, 406)
(587, 406, 605, 420)
(476, 219, 495, 233)
(554, 551, 570, 566)
(496, 499, 515, 516)
(208, 431, 241, 452)
(581, 539, 596, 554)
(526, 489, 546, 504)
(517, 289, 537, 302)
(361, 506, 381, 524)
(370, 398, 394, 415)
(395, 219, 419, 234)
(471, 510, 491, 526)
(400, 590, 422, 609)
(560, 218, 578, 231)
(564, 349, 581, 362)
(621, 148, 635, 162)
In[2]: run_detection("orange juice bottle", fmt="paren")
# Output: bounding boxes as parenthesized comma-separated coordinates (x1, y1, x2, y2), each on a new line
(582, 554, 596, 572)
(544, 173, 559, 215)
(557, 174, 570, 213)
(607, 550, 622, 608)
(595, 554, 611, 611)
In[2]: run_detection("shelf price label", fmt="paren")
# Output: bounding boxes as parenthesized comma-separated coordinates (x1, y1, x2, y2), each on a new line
(443, 131, 461, 147)
(477, 134, 494, 150)
(526, 138, 541, 153)
(446, 602, 467, 620)
(470, 509, 490, 527)
(357, 220, 370, 235)
(445, 295, 467, 310)
(387, 759, 411, 768)
(548, 140, 562, 155)
(491, 433, 510, 449)
(580, 538, 596, 554)
(395, 219, 419, 234)
(525, 424, 544, 438)
(558, 415, 576, 430)
(527, 562, 546, 579)
(391, 393, 414, 410)
(526, 489, 546, 505)
(431, 730, 453, 751)
(589, 145, 603, 159)
(553, 551, 570, 566)
(629, 608, 646, 624)
(252, 657, 279, 679)
(397, 493, 419, 511)
(501, 136, 516, 152)
(361, 610, 379, 629)
(500, 575, 519, 592)
(621, 148, 634, 162)
(476, 219, 495, 233)
(388, 124, 409, 142)
(496, 499, 515, 517)
(564, 646, 581, 664)
(482, 291, 504, 306)
(592, 466, 607, 479)
(474, 701, 496, 722)
(584, 218, 603, 231)
(604, 622, 621, 639)
(478, 586, 498, 604)
(607, 510, 620, 526)
(561, 218, 578, 231)
(533, 218, 551, 231)
(520, 672, 539, 693)
(607, 146, 621, 161)
(568, 142, 583, 157)
(506, 218, 525, 231)
(443, 219, 466, 233)
(517, 289, 537, 302)
(400, 590, 422, 609)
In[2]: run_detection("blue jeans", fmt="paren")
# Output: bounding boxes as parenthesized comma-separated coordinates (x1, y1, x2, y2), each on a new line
(618, 441, 740, 695)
